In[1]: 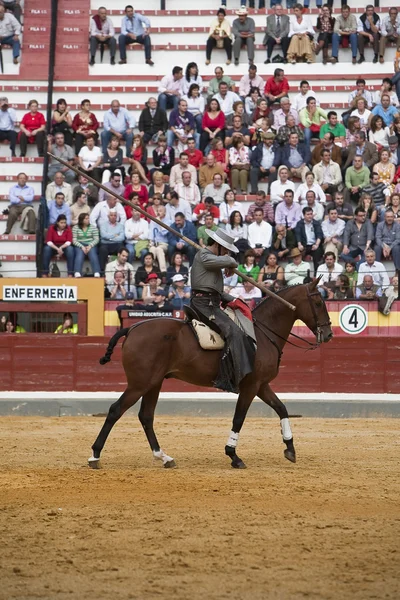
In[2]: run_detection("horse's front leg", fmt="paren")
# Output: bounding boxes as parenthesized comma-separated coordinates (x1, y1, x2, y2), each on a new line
(225, 383, 258, 469)
(257, 383, 296, 463)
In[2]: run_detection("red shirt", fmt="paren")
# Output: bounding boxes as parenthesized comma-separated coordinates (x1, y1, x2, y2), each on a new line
(193, 203, 220, 223)
(187, 148, 204, 169)
(211, 148, 228, 172)
(72, 112, 99, 133)
(264, 76, 289, 98)
(45, 225, 72, 247)
(124, 185, 149, 218)
(202, 111, 225, 131)
(19, 112, 46, 143)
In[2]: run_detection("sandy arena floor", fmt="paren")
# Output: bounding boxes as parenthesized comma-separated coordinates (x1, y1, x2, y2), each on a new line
(0, 416, 399, 600)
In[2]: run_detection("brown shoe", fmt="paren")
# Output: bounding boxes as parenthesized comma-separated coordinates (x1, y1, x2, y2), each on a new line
(118, 59, 127, 64)
(13, 57, 19, 65)
(146, 59, 154, 66)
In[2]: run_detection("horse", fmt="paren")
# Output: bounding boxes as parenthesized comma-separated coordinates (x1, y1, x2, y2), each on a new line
(89, 280, 332, 470)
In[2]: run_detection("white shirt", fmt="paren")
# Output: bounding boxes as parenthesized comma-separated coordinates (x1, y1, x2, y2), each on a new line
(78, 146, 102, 170)
(181, 75, 204, 96)
(124, 218, 149, 242)
(169, 164, 197, 190)
(292, 90, 320, 113)
(316, 262, 343, 285)
(89, 200, 126, 227)
(357, 261, 390, 288)
(289, 15, 315, 38)
(165, 200, 192, 222)
(175, 182, 201, 207)
(273, 108, 299, 130)
(231, 284, 262, 300)
(248, 221, 272, 249)
(321, 217, 346, 240)
(219, 201, 244, 223)
(294, 182, 326, 204)
(182, 95, 205, 116)
(269, 179, 295, 205)
(299, 201, 325, 222)
(158, 74, 184, 96)
(212, 91, 241, 116)
(350, 108, 372, 128)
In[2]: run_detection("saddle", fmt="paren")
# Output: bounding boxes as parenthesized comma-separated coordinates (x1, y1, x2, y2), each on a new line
(184, 305, 236, 351)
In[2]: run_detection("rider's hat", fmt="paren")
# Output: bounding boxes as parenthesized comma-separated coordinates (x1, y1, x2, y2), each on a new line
(205, 228, 239, 253)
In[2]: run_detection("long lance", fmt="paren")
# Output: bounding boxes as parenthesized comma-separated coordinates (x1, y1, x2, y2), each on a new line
(48, 153, 296, 311)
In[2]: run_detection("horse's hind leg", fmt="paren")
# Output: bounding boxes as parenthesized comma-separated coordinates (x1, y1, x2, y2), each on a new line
(88, 387, 142, 468)
(257, 383, 296, 463)
(139, 383, 176, 469)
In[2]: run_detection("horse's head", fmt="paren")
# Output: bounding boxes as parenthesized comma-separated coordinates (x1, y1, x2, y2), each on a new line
(296, 279, 333, 345)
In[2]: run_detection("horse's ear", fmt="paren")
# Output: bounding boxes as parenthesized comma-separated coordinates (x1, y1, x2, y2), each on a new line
(309, 276, 322, 290)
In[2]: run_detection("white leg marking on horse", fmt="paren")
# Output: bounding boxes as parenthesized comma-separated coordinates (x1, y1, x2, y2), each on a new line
(88, 455, 100, 468)
(280, 418, 293, 441)
(153, 449, 174, 465)
(226, 431, 239, 448)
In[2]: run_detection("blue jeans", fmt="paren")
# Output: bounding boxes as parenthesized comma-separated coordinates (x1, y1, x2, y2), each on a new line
(0, 34, 20, 59)
(167, 129, 200, 149)
(340, 248, 365, 267)
(74, 246, 101, 275)
(303, 127, 320, 145)
(125, 243, 148, 264)
(158, 93, 179, 112)
(101, 129, 133, 157)
(118, 33, 152, 61)
(303, 0, 322, 7)
(331, 33, 358, 59)
(42, 245, 75, 275)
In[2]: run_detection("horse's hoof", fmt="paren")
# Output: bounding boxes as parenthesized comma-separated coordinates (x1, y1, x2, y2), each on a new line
(284, 449, 296, 463)
(164, 459, 176, 469)
(88, 456, 101, 469)
(231, 460, 247, 469)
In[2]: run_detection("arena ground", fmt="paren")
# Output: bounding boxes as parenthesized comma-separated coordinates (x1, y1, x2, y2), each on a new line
(0, 416, 399, 600)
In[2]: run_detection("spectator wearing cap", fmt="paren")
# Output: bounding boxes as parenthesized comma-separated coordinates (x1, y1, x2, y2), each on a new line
(141, 272, 160, 305)
(168, 274, 191, 309)
(99, 211, 126, 274)
(124, 208, 149, 263)
(149, 204, 170, 274)
(197, 213, 218, 248)
(285, 248, 309, 286)
(135, 252, 161, 299)
(249, 132, 277, 195)
(105, 247, 134, 288)
(0, 96, 17, 157)
(168, 212, 197, 266)
(144, 289, 174, 313)
(0, 4, 20, 64)
(232, 6, 255, 66)
(116, 291, 136, 327)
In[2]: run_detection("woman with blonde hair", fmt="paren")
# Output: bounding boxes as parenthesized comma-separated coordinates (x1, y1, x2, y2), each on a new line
(373, 148, 395, 193)
(287, 3, 316, 65)
(357, 194, 378, 225)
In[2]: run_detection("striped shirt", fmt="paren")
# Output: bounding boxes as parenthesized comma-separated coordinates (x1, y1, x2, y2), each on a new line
(72, 224, 99, 249)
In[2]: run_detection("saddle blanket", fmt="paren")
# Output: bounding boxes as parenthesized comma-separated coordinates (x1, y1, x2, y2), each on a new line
(192, 307, 248, 351)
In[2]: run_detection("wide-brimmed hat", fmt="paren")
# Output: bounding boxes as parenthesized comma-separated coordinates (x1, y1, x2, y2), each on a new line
(205, 228, 239, 253)
(288, 248, 302, 258)
(236, 5, 248, 16)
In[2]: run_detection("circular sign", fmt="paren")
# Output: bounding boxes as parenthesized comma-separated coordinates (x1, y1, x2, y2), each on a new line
(339, 304, 368, 335)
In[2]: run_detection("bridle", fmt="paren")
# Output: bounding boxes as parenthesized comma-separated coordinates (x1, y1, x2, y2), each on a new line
(306, 286, 332, 346)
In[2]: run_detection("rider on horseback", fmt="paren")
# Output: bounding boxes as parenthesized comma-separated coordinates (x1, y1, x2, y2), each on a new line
(190, 228, 256, 394)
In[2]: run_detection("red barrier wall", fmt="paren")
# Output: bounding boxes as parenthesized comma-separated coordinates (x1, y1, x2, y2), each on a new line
(0, 335, 398, 394)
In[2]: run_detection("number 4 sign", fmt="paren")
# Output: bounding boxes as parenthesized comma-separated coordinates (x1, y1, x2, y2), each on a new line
(339, 304, 368, 335)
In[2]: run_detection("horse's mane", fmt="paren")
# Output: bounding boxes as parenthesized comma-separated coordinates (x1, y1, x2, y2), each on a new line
(252, 283, 307, 313)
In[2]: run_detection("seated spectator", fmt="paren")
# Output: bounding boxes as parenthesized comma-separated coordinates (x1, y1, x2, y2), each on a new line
(357, 248, 390, 290)
(89, 6, 116, 66)
(70, 191, 90, 227)
(326, 190, 354, 222)
(105, 246, 134, 287)
(277, 132, 310, 182)
(49, 192, 71, 226)
(373, 149, 395, 192)
(158, 66, 184, 112)
(0, 4, 20, 64)
(176, 171, 201, 207)
(47, 133, 75, 183)
(225, 115, 251, 148)
(101, 100, 135, 159)
(299, 97, 328, 145)
(239, 65, 264, 99)
(369, 116, 390, 149)
(273, 97, 298, 132)
(375, 209, 400, 271)
(316, 252, 343, 298)
(167, 99, 198, 151)
(322, 206, 345, 259)
(340, 207, 374, 263)
(229, 137, 250, 194)
(264, 68, 289, 107)
(18, 100, 46, 158)
(223, 270, 239, 294)
(212, 81, 241, 118)
(237, 249, 260, 283)
(144, 289, 173, 313)
(343, 260, 358, 292)
(301, 190, 324, 221)
(98, 210, 126, 274)
(287, 4, 315, 65)
(72, 99, 99, 155)
(168, 212, 197, 265)
(226, 100, 252, 129)
(170, 152, 197, 190)
(245, 190, 274, 225)
(200, 98, 227, 155)
(186, 137, 204, 171)
(371, 94, 399, 128)
(42, 215, 74, 277)
(124, 171, 149, 213)
(78, 134, 102, 182)
(332, 4, 358, 65)
(148, 204, 170, 273)
(102, 136, 125, 183)
(151, 135, 175, 178)
(312, 149, 342, 197)
(295, 206, 324, 275)
(193, 197, 220, 226)
(271, 224, 296, 261)
(357, 5, 380, 65)
(182, 62, 203, 96)
(329, 274, 354, 300)
(219, 189, 244, 226)
(343, 131, 379, 170)
(206, 8, 233, 66)
(320, 111, 346, 144)
(51, 98, 74, 147)
(292, 80, 320, 114)
(5, 172, 35, 235)
(269, 165, 295, 205)
(275, 189, 302, 229)
(98, 172, 124, 205)
(0, 96, 17, 157)
(127, 134, 148, 182)
(294, 171, 326, 204)
(199, 154, 225, 191)
(46, 171, 73, 206)
(345, 116, 362, 147)
(232, 6, 255, 66)
(168, 274, 191, 309)
(149, 172, 170, 201)
(358, 193, 378, 225)
(249, 132, 277, 195)
(231, 280, 262, 304)
(347, 78, 374, 112)
(74, 173, 99, 207)
(363, 172, 391, 211)
(247, 208, 272, 268)
(72, 213, 100, 277)
(311, 133, 342, 167)
(263, 4, 290, 65)
(166, 252, 189, 285)
(251, 98, 270, 128)
(203, 173, 230, 206)
(183, 84, 205, 134)
(344, 156, 371, 204)
(139, 97, 168, 144)
(374, 78, 398, 107)
(350, 98, 371, 131)
(108, 271, 129, 301)
(118, 5, 153, 66)
(388, 136, 400, 167)
(383, 193, 400, 222)
(135, 252, 161, 298)
(165, 191, 192, 222)
(257, 253, 285, 288)
(356, 275, 382, 300)
(54, 312, 78, 335)
(225, 210, 249, 260)
(141, 273, 161, 305)
(207, 66, 235, 99)
(276, 114, 305, 147)
(285, 247, 309, 286)
(124, 209, 149, 263)
(197, 213, 218, 248)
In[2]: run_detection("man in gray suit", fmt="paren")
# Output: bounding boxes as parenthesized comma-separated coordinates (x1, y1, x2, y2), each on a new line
(263, 4, 290, 64)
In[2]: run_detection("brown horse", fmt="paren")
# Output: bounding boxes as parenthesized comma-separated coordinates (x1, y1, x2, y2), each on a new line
(89, 280, 332, 470)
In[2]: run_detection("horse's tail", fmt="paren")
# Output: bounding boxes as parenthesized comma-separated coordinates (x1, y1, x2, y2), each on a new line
(99, 328, 130, 365)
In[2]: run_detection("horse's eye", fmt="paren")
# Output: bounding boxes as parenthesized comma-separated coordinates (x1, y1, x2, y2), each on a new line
(315, 301, 322, 308)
